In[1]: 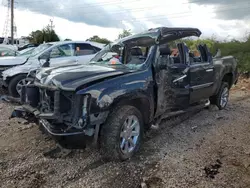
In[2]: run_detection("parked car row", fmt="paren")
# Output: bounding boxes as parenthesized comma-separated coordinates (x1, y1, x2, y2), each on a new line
(0, 44, 18, 57)
(3, 27, 238, 161)
(0, 44, 38, 58)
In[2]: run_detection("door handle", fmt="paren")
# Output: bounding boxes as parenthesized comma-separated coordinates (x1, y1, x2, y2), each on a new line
(206, 69, 213, 72)
(173, 75, 187, 83)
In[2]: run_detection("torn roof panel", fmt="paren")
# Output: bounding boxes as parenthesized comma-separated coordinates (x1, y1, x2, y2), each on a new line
(115, 27, 202, 47)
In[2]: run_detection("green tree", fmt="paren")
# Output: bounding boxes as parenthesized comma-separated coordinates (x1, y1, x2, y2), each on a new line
(86, 35, 111, 44)
(28, 30, 43, 44)
(118, 29, 132, 39)
(64, 38, 72, 41)
(29, 24, 60, 44)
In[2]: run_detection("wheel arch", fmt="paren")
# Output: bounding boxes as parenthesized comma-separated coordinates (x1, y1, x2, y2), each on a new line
(5, 73, 28, 85)
(214, 72, 234, 95)
(222, 72, 233, 89)
(7, 73, 29, 97)
(93, 94, 153, 144)
(110, 96, 153, 126)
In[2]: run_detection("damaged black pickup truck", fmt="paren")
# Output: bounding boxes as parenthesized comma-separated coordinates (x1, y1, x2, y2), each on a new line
(12, 27, 238, 161)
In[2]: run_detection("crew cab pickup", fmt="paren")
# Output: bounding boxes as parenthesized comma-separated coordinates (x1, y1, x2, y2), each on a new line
(12, 27, 238, 161)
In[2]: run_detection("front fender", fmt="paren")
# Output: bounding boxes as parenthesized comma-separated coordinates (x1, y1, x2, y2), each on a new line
(76, 69, 155, 122)
(2, 64, 39, 80)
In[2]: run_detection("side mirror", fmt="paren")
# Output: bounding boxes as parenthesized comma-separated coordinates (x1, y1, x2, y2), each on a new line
(38, 51, 50, 67)
(42, 57, 50, 67)
(38, 57, 50, 67)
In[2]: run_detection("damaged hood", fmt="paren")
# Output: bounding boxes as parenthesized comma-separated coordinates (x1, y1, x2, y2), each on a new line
(0, 56, 28, 66)
(36, 64, 130, 91)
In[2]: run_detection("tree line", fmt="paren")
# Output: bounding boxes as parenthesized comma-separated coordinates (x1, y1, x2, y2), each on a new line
(28, 23, 132, 45)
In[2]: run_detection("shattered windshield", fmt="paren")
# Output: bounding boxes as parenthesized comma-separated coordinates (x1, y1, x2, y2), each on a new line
(30, 43, 53, 57)
(89, 42, 153, 70)
(90, 43, 122, 62)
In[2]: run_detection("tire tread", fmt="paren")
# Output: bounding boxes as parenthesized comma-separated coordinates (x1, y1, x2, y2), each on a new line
(100, 105, 143, 161)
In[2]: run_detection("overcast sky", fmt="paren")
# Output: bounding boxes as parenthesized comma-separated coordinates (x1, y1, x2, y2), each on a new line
(0, 0, 250, 41)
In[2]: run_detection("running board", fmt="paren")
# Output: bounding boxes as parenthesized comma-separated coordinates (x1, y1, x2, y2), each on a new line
(151, 99, 210, 130)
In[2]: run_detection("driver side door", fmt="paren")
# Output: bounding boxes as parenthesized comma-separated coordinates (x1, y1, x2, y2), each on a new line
(155, 43, 190, 118)
(166, 43, 191, 109)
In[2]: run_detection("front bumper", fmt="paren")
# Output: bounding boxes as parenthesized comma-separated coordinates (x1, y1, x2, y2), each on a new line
(13, 82, 109, 138)
(17, 83, 92, 136)
(0, 74, 8, 87)
(39, 119, 88, 136)
(12, 105, 93, 136)
(0, 66, 13, 86)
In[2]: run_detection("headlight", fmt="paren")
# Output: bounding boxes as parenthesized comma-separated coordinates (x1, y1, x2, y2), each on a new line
(76, 94, 91, 128)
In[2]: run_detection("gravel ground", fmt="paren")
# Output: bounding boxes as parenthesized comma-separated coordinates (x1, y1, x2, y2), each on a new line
(0, 83, 250, 188)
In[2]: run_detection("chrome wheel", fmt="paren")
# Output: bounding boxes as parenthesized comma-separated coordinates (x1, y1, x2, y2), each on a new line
(120, 115, 140, 154)
(220, 87, 229, 108)
(16, 78, 31, 95)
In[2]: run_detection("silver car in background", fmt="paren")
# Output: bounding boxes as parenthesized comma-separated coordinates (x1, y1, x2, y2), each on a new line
(1, 41, 105, 97)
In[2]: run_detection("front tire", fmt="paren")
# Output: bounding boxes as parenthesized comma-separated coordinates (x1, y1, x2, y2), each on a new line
(100, 105, 144, 161)
(214, 82, 229, 110)
(8, 74, 28, 97)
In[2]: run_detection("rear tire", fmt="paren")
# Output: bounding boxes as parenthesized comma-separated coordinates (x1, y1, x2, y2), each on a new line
(213, 82, 229, 110)
(8, 74, 27, 97)
(100, 105, 144, 161)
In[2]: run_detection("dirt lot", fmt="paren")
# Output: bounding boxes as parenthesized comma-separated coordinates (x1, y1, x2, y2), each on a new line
(1, 79, 250, 188)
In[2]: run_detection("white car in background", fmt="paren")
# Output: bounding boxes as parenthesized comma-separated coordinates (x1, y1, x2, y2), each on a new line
(0, 47, 36, 74)
(0, 46, 35, 58)
(0, 44, 18, 57)
(1, 41, 105, 97)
